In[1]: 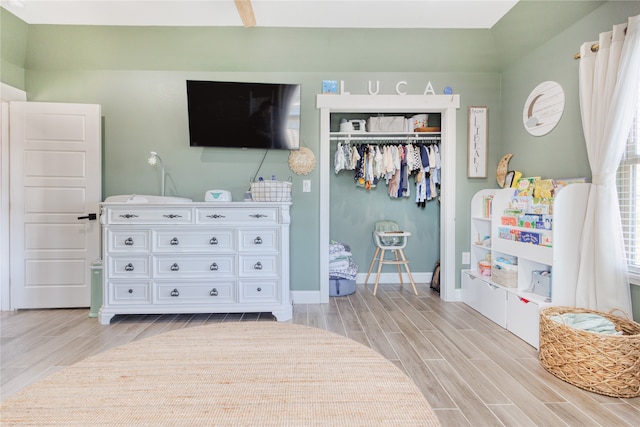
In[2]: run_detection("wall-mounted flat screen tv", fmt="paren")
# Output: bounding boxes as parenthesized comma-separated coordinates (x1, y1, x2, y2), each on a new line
(186, 80, 301, 150)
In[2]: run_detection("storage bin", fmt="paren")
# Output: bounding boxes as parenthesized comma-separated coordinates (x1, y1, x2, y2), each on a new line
(409, 114, 429, 130)
(329, 278, 356, 296)
(478, 261, 491, 276)
(539, 306, 640, 398)
(250, 180, 292, 202)
(366, 116, 406, 132)
(89, 259, 103, 318)
(491, 260, 517, 287)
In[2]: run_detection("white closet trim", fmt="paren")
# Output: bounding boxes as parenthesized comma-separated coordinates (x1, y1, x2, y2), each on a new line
(317, 94, 460, 303)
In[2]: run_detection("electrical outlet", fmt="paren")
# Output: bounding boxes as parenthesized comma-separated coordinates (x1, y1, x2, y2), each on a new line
(462, 252, 470, 265)
(303, 180, 311, 193)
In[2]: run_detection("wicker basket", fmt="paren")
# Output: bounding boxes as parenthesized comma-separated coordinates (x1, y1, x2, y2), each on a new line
(250, 180, 292, 202)
(491, 261, 517, 287)
(539, 306, 640, 398)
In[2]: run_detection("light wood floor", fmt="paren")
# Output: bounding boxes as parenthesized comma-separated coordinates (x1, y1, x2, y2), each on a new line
(2, 282, 639, 426)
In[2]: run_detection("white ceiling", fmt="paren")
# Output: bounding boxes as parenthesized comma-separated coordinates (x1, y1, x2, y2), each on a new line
(1, 0, 519, 28)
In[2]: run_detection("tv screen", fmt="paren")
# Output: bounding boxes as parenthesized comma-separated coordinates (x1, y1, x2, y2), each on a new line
(186, 80, 301, 150)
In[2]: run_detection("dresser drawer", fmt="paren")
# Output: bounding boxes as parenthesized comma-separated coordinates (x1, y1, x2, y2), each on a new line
(239, 229, 279, 252)
(108, 281, 152, 305)
(154, 229, 235, 252)
(108, 230, 150, 252)
(108, 256, 151, 278)
(239, 255, 278, 277)
(154, 255, 235, 277)
(197, 207, 278, 224)
(239, 280, 278, 303)
(155, 281, 235, 304)
(106, 207, 193, 224)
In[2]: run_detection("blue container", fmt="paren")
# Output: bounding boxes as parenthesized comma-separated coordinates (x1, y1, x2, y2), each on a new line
(329, 278, 356, 296)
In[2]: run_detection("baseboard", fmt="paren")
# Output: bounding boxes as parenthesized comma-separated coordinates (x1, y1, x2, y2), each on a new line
(290, 290, 322, 304)
(356, 271, 432, 284)
(291, 272, 433, 305)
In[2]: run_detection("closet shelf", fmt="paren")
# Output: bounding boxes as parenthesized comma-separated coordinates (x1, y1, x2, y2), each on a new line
(330, 132, 440, 142)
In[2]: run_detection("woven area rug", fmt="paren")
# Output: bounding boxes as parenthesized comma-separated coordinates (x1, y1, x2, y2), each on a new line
(1, 322, 439, 426)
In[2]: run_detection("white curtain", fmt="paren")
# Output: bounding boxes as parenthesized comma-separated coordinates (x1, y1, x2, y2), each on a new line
(575, 14, 640, 313)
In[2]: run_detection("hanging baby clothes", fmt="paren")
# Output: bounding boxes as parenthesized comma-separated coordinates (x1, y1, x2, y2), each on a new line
(388, 169, 400, 197)
(415, 169, 427, 207)
(365, 145, 377, 188)
(374, 146, 384, 179)
(427, 145, 436, 200)
(334, 142, 347, 174)
(350, 144, 361, 171)
(332, 137, 440, 204)
(400, 145, 410, 198)
(355, 145, 366, 187)
(411, 144, 423, 173)
(433, 144, 441, 185)
(383, 145, 395, 184)
(420, 143, 431, 200)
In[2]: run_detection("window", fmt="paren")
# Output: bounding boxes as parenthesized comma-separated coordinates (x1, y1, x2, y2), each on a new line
(617, 83, 640, 274)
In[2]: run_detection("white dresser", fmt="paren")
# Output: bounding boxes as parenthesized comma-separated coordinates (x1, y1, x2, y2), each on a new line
(98, 201, 292, 324)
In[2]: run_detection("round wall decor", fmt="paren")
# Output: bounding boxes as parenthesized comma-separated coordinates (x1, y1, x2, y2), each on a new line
(288, 147, 316, 175)
(522, 81, 565, 136)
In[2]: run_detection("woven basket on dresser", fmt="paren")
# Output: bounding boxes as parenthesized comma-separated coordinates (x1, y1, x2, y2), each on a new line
(539, 306, 640, 398)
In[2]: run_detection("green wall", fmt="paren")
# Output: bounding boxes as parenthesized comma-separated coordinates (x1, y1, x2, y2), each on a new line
(0, 8, 27, 90)
(499, 1, 640, 321)
(500, 2, 640, 179)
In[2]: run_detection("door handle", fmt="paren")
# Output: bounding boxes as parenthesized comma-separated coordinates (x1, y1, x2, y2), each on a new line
(77, 213, 97, 220)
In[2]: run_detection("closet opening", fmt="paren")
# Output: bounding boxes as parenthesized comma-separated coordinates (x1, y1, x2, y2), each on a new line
(329, 112, 442, 290)
(317, 94, 460, 304)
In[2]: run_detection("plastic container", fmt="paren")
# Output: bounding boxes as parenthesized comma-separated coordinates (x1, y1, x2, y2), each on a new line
(329, 278, 356, 296)
(89, 259, 103, 318)
(478, 260, 492, 276)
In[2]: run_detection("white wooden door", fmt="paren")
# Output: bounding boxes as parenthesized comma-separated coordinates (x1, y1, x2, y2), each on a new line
(10, 102, 101, 308)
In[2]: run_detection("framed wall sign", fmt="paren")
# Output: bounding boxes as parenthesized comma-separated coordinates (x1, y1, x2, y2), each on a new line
(467, 106, 488, 178)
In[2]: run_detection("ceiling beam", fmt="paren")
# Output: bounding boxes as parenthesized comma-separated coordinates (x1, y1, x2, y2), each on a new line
(234, 0, 256, 28)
